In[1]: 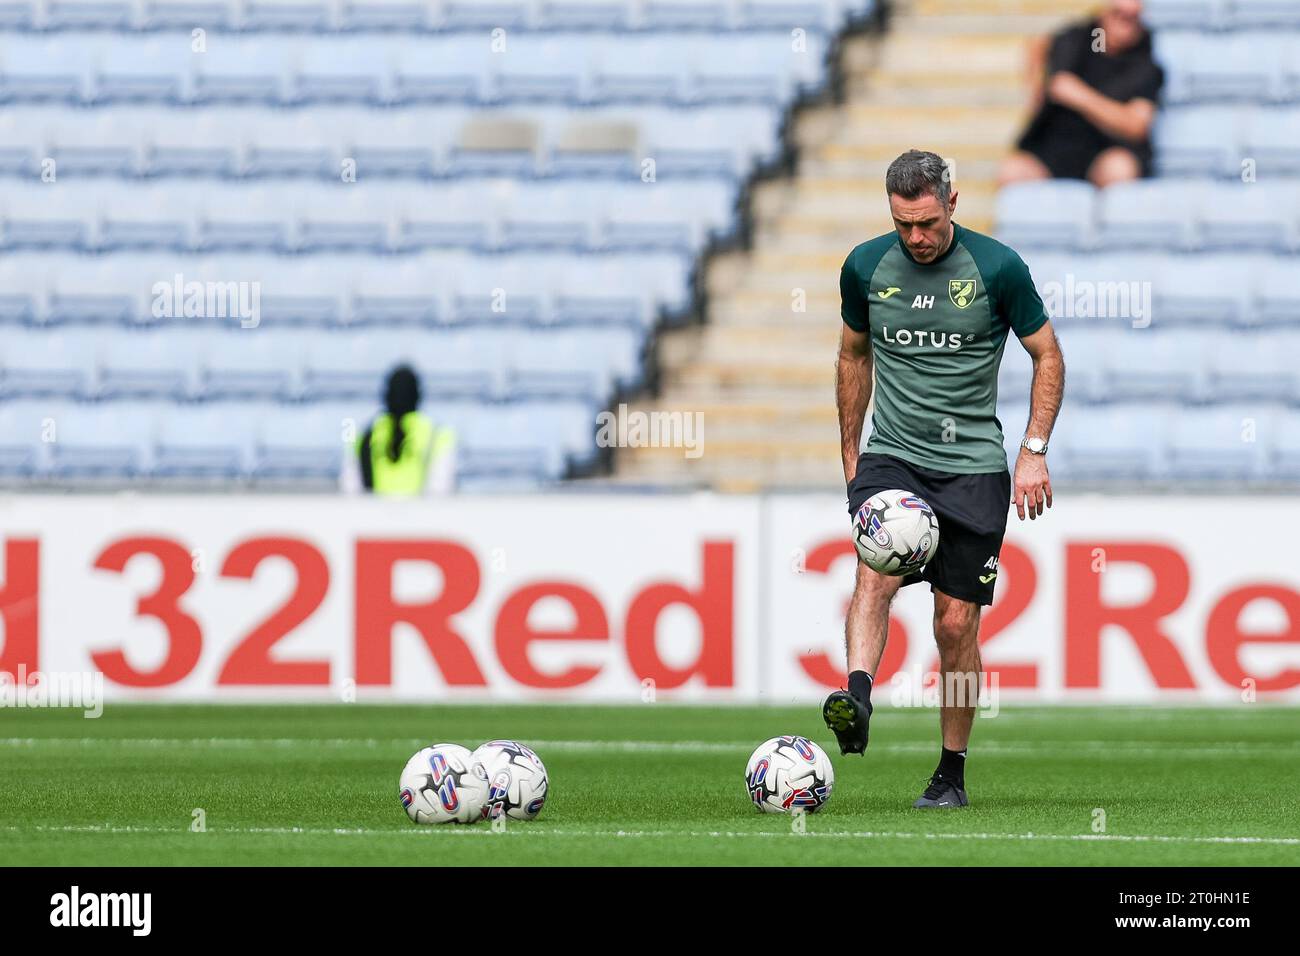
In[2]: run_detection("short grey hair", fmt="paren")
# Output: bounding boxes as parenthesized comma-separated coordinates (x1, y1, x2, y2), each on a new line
(885, 150, 952, 206)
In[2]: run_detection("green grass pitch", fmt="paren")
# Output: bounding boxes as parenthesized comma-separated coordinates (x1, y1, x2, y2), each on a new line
(3, 703, 1297, 866)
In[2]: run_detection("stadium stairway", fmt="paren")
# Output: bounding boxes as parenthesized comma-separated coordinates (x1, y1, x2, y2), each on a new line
(610, 0, 1097, 491)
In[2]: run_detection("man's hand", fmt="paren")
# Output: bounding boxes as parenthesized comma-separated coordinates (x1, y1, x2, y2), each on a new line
(1013, 447, 1052, 521)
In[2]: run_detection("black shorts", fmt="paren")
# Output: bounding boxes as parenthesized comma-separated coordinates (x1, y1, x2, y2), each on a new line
(847, 452, 1011, 606)
(1017, 129, 1154, 180)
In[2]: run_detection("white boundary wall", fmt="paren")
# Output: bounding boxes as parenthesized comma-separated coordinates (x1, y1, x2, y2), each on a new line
(1, 494, 1297, 703)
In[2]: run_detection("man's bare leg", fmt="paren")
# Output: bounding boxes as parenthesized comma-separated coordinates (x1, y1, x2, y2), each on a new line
(914, 588, 982, 807)
(824, 562, 903, 755)
(846, 560, 904, 677)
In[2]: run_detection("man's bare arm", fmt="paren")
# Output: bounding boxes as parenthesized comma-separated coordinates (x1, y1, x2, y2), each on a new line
(1012, 321, 1065, 520)
(1047, 72, 1156, 143)
(836, 323, 874, 485)
(1021, 320, 1065, 442)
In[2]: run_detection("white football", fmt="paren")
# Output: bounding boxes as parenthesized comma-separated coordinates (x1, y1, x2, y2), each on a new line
(471, 740, 549, 821)
(399, 743, 489, 825)
(745, 735, 835, 814)
(852, 488, 940, 576)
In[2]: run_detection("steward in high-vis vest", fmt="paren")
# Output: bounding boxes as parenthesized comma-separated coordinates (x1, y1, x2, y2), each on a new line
(354, 365, 456, 496)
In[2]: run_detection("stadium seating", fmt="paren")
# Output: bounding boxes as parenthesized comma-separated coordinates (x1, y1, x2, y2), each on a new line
(4, 2, 1299, 488)
(0, 0, 886, 487)
(991, 16, 1300, 487)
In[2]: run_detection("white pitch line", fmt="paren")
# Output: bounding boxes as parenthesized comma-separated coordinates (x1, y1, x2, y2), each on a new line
(3, 824, 1297, 846)
(0, 737, 1294, 758)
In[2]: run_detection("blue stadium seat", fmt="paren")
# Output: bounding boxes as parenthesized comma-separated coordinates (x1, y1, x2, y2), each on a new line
(350, 260, 447, 325)
(2, 189, 92, 251)
(1195, 181, 1300, 253)
(297, 188, 393, 253)
(254, 401, 363, 481)
(46, 0, 136, 29)
(640, 0, 730, 30)
(995, 181, 1095, 251)
(1204, 330, 1300, 403)
(145, 114, 242, 178)
(0, 40, 90, 103)
(200, 329, 302, 401)
(0, 0, 37, 29)
(140, 0, 237, 30)
(0, 329, 98, 399)
(1158, 32, 1288, 104)
(1229, 0, 1300, 29)
(243, 0, 333, 30)
(294, 42, 388, 105)
(192, 40, 287, 105)
(0, 400, 50, 477)
(1141, 0, 1224, 30)
(537, 0, 632, 30)
(493, 37, 588, 104)
(98, 330, 200, 400)
(94, 40, 190, 104)
(1240, 108, 1300, 177)
(97, 188, 194, 252)
(441, 1, 531, 30)
(46, 401, 155, 479)
(739, 1, 835, 31)
(196, 187, 293, 252)
(1166, 404, 1273, 480)
(154, 403, 259, 479)
(391, 40, 490, 104)
(1254, 257, 1300, 325)
(1093, 328, 1211, 403)
(1096, 180, 1195, 251)
(1049, 329, 1115, 403)
(243, 114, 337, 178)
(1273, 412, 1300, 479)
(1051, 405, 1171, 481)
(1152, 256, 1254, 327)
(338, 0, 428, 31)
(48, 115, 141, 177)
(1153, 107, 1243, 178)
(590, 42, 686, 103)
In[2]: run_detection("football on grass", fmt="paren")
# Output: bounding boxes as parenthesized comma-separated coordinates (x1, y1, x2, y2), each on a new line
(471, 739, 549, 821)
(399, 744, 489, 825)
(853, 488, 940, 575)
(745, 735, 834, 814)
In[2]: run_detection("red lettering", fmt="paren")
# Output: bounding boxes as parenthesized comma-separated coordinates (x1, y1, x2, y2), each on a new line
(0, 539, 39, 675)
(495, 583, 608, 688)
(218, 538, 331, 685)
(796, 540, 908, 688)
(624, 541, 733, 688)
(1065, 542, 1195, 688)
(91, 537, 202, 687)
(1206, 585, 1300, 692)
(925, 541, 1038, 687)
(354, 540, 486, 686)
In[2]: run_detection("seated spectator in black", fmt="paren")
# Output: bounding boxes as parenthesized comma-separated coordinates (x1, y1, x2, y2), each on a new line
(1000, 0, 1164, 188)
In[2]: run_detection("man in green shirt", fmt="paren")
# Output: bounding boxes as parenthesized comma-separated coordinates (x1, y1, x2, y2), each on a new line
(823, 150, 1065, 809)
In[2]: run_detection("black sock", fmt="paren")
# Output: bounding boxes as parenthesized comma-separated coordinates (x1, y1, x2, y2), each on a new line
(847, 670, 874, 711)
(937, 747, 967, 787)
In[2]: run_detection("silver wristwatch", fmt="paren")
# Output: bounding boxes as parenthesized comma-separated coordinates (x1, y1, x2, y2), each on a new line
(1021, 436, 1048, 455)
